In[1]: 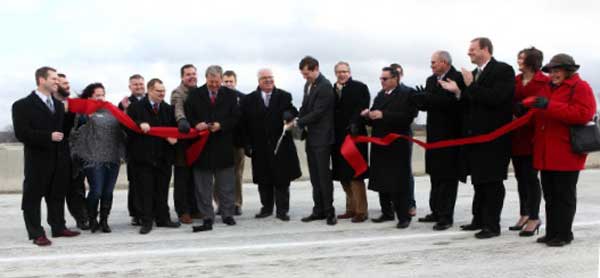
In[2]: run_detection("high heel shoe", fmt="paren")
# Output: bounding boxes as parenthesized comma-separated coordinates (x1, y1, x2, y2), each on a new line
(519, 222, 541, 237)
(508, 217, 529, 231)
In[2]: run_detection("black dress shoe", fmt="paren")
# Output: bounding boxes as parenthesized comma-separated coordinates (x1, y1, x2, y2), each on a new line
(223, 217, 236, 226)
(255, 210, 273, 219)
(433, 222, 453, 231)
(536, 235, 553, 243)
(76, 219, 90, 230)
(326, 215, 337, 226)
(192, 219, 213, 232)
(301, 214, 326, 222)
(460, 223, 482, 231)
(546, 238, 571, 247)
(397, 220, 411, 229)
(276, 214, 290, 221)
(371, 215, 394, 223)
(139, 225, 152, 234)
(156, 220, 181, 228)
(418, 214, 437, 223)
(131, 217, 142, 226)
(475, 229, 500, 239)
(235, 206, 242, 216)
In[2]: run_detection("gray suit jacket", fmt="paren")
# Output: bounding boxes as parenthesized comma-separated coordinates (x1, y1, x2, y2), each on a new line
(298, 73, 335, 147)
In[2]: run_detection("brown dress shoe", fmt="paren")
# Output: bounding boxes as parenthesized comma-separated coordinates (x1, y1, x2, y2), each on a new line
(179, 214, 193, 224)
(52, 229, 81, 238)
(351, 214, 368, 223)
(33, 236, 52, 246)
(337, 212, 355, 219)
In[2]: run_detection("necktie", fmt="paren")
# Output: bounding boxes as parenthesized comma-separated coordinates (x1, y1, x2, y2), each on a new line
(475, 68, 482, 82)
(264, 93, 271, 107)
(335, 83, 343, 100)
(46, 97, 55, 113)
(210, 91, 216, 105)
(153, 103, 159, 114)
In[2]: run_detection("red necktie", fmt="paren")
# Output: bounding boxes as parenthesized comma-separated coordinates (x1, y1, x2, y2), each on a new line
(153, 103, 159, 114)
(210, 91, 216, 105)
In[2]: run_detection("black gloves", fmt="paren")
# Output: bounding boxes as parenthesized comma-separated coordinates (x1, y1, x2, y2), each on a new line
(178, 118, 191, 133)
(531, 96, 549, 109)
(415, 85, 426, 94)
(347, 123, 360, 136)
(513, 102, 528, 117)
(282, 111, 295, 123)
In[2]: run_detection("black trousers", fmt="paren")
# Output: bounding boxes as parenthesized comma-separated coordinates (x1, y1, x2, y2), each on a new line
(429, 176, 458, 224)
(540, 170, 579, 241)
(66, 165, 88, 222)
(472, 181, 505, 233)
(126, 162, 141, 218)
(512, 155, 541, 219)
(173, 165, 199, 216)
(378, 191, 410, 223)
(133, 163, 172, 225)
(306, 145, 335, 217)
(258, 183, 290, 215)
(22, 169, 68, 239)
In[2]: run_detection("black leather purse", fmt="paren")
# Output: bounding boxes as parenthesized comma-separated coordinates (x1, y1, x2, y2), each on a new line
(570, 115, 600, 153)
(568, 81, 600, 153)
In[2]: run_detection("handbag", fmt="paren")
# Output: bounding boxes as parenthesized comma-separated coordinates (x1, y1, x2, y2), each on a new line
(568, 81, 600, 153)
(570, 114, 600, 153)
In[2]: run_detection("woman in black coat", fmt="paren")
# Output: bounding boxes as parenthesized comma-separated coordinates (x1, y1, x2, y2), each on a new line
(240, 70, 302, 221)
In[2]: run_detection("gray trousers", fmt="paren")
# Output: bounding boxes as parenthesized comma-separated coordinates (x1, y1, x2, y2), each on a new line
(193, 167, 235, 221)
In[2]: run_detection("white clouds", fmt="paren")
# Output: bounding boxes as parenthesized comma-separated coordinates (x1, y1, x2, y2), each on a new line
(1, 0, 599, 127)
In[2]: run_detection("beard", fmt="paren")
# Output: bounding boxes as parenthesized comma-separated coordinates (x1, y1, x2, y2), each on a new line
(57, 87, 70, 98)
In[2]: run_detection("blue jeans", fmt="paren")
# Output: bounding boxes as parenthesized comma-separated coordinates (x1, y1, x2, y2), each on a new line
(85, 163, 120, 217)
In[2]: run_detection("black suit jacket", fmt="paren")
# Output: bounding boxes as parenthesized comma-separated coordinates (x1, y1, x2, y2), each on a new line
(232, 90, 246, 148)
(185, 84, 240, 169)
(413, 66, 465, 179)
(298, 73, 335, 147)
(12, 92, 70, 192)
(367, 85, 417, 193)
(459, 58, 515, 184)
(332, 78, 371, 181)
(240, 87, 302, 185)
(118, 95, 142, 111)
(126, 97, 176, 166)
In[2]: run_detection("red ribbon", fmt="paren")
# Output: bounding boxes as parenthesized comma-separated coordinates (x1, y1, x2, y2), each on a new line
(67, 98, 209, 166)
(341, 110, 536, 177)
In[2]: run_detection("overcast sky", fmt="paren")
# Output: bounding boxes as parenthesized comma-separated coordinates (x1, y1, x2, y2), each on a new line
(1, 0, 599, 128)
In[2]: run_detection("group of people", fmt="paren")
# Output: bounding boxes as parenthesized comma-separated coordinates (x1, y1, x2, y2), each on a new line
(12, 37, 596, 248)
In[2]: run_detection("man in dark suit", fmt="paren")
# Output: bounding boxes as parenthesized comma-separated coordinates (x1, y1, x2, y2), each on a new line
(54, 73, 89, 230)
(12, 66, 80, 246)
(363, 67, 418, 229)
(126, 78, 181, 234)
(412, 51, 465, 230)
(218, 70, 245, 216)
(119, 74, 145, 226)
(240, 68, 302, 221)
(185, 65, 241, 232)
(440, 37, 515, 239)
(331, 61, 371, 223)
(293, 56, 337, 225)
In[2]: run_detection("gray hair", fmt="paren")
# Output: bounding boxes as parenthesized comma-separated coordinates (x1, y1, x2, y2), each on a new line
(205, 65, 223, 78)
(257, 68, 273, 80)
(334, 61, 351, 72)
(434, 50, 452, 65)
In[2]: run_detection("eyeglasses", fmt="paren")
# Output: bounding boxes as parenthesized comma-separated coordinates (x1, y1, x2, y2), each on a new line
(380, 77, 391, 81)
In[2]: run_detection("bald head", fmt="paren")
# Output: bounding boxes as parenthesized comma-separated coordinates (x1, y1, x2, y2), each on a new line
(257, 68, 275, 93)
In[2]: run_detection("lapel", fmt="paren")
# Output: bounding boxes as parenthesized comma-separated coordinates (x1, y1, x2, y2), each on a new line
(29, 91, 55, 116)
(265, 89, 281, 117)
(253, 89, 267, 114)
(373, 88, 397, 110)
(197, 85, 211, 106)
(475, 57, 497, 84)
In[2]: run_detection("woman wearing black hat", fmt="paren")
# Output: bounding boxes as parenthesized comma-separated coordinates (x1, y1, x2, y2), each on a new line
(522, 53, 597, 246)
